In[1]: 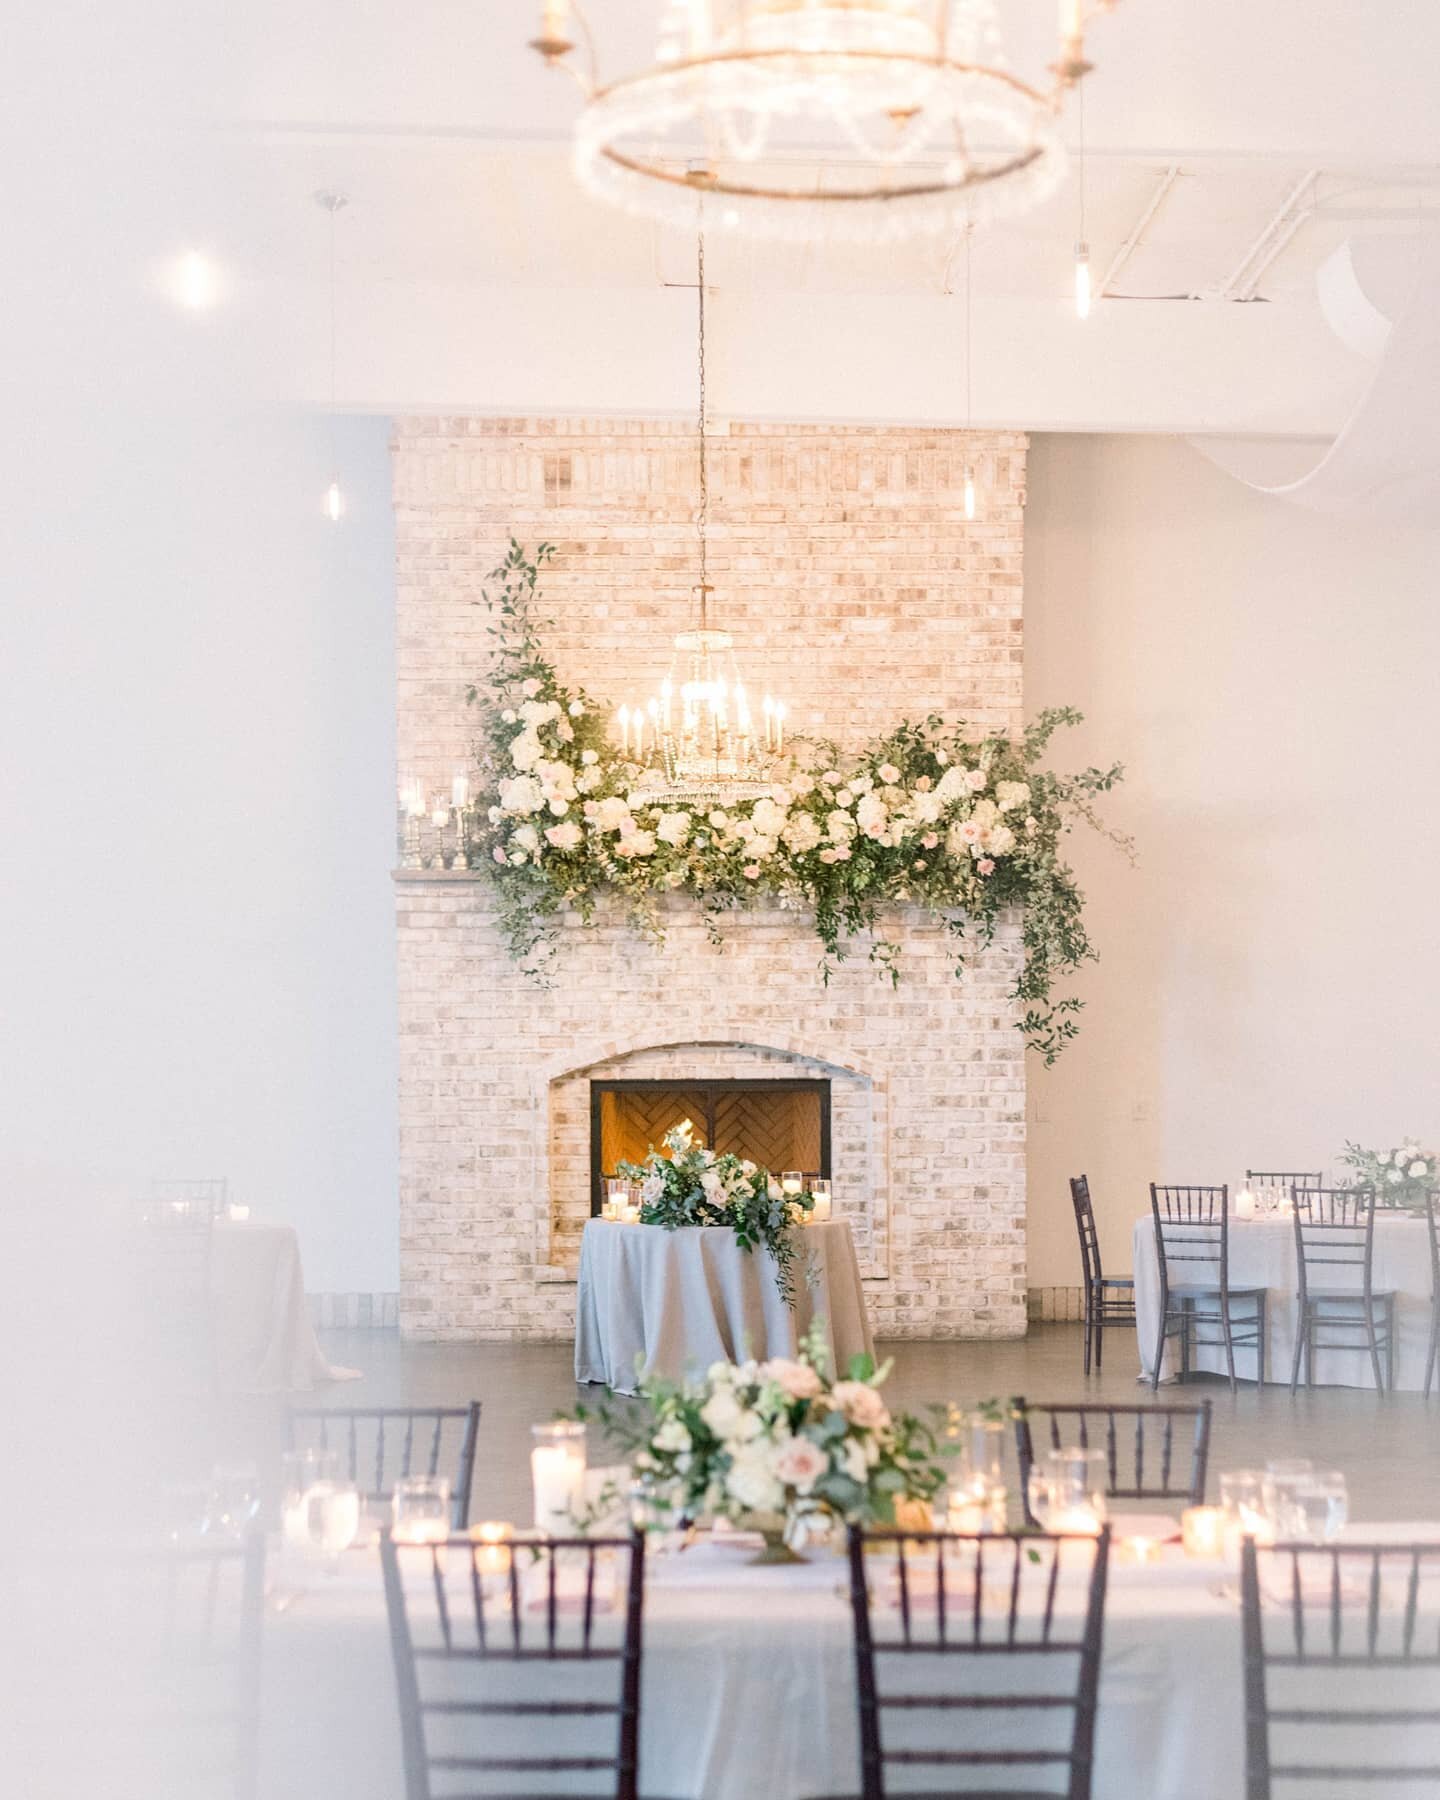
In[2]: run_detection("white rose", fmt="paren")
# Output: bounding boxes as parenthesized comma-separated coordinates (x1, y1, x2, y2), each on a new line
(725, 1445, 785, 1514)
(653, 1418, 691, 1456)
(512, 824, 540, 853)
(568, 700, 585, 718)
(708, 809, 729, 829)
(966, 768, 988, 792)
(615, 830, 656, 857)
(749, 834, 778, 860)
(1389, 1169, 1403, 1184)
(1378, 1152, 1392, 1165)
(855, 794, 888, 836)
(771, 1435, 829, 1495)
(656, 810, 692, 848)
(594, 796, 632, 832)
(733, 818, 755, 841)
(911, 791, 942, 824)
(826, 810, 857, 844)
(548, 796, 570, 817)
(521, 678, 541, 698)
(581, 749, 599, 766)
(878, 763, 902, 785)
(556, 720, 575, 742)
(841, 1438, 870, 1485)
(789, 772, 816, 798)
(850, 774, 873, 795)
(545, 821, 583, 850)
(833, 787, 854, 808)
(1410, 1161, 1428, 1179)
(699, 1169, 724, 1199)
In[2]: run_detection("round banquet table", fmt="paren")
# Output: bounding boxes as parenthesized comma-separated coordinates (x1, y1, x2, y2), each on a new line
(255, 1524, 1440, 1800)
(574, 1217, 874, 1394)
(1133, 1210, 1435, 1390)
(211, 1220, 359, 1393)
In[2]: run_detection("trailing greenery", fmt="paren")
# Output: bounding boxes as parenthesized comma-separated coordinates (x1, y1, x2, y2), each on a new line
(468, 540, 1132, 1061)
(617, 1122, 815, 1306)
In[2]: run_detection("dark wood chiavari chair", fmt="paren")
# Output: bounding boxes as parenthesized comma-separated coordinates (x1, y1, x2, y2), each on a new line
(381, 1528, 666, 1800)
(1070, 1175, 1136, 1376)
(1014, 1399, 1212, 1526)
(1149, 1183, 1268, 1393)
(1425, 1191, 1440, 1401)
(1241, 1537, 1440, 1797)
(829, 1525, 1110, 1800)
(1246, 1170, 1322, 1192)
(287, 1402, 482, 1527)
(1290, 1187, 1395, 1395)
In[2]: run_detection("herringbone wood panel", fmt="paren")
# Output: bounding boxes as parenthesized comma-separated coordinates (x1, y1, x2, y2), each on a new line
(713, 1091, 821, 1173)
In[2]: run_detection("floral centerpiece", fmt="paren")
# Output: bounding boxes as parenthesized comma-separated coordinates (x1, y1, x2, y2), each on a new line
(575, 1324, 946, 1562)
(466, 542, 1131, 1063)
(620, 1121, 814, 1306)
(1340, 1139, 1438, 1211)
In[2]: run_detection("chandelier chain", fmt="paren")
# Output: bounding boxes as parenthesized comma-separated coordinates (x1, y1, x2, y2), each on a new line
(696, 211, 708, 630)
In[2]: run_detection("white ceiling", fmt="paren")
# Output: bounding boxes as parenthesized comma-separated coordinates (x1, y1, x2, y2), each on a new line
(209, 1, 1440, 433)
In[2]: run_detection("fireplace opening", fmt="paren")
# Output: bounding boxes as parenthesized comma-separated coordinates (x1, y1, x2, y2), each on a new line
(590, 1078, 831, 1217)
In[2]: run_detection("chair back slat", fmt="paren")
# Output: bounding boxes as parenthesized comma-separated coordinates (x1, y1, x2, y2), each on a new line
(1015, 1400, 1212, 1525)
(287, 1403, 482, 1527)
(1242, 1538, 1440, 1798)
(1292, 1188, 1378, 1301)
(847, 1526, 1110, 1800)
(1070, 1175, 1104, 1289)
(381, 1531, 646, 1800)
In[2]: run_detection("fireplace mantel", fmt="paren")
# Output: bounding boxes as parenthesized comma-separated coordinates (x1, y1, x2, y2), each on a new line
(391, 414, 1029, 1344)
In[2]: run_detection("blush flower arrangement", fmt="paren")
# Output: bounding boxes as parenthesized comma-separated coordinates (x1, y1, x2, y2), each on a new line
(468, 541, 1132, 1062)
(574, 1323, 947, 1561)
(619, 1121, 815, 1307)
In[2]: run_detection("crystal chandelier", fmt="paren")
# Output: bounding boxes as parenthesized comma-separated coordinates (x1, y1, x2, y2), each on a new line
(530, 1, 1119, 242)
(630, 221, 788, 807)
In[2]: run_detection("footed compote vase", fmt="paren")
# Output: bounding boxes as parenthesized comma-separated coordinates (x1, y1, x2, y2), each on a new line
(741, 1512, 807, 1566)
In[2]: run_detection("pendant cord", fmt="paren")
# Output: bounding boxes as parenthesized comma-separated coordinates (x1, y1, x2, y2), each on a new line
(696, 207, 708, 633)
(963, 221, 972, 429)
(328, 197, 338, 470)
(1077, 80, 1087, 243)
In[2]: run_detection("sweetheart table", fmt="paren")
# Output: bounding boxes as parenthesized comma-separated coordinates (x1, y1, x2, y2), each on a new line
(574, 1217, 874, 1394)
(256, 1525, 1440, 1800)
(1132, 1211, 1435, 1389)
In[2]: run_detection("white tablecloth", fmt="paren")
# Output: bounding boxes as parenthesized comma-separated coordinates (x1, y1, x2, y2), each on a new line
(1133, 1212, 1435, 1390)
(212, 1221, 359, 1393)
(575, 1218, 874, 1394)
(256, 1525, 1440, 1800)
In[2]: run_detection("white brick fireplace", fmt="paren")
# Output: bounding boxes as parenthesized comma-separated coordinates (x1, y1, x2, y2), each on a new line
(393, 416, 1030, 1342)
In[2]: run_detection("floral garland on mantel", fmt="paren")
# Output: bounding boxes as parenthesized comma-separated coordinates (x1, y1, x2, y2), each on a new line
(466, 541, 1132, 1062)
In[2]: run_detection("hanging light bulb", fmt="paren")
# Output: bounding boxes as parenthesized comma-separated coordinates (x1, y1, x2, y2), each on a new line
(316, 190, 348, 523)
(1074, 242, 1092, 319)
(963, 468, 976, 520)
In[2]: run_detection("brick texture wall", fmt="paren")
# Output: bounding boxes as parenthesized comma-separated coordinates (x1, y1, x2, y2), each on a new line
(393, 416, 1029, 1342)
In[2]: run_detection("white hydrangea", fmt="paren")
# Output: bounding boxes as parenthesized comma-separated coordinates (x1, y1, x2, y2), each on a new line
(656, 810, 692, 848)
(749, 834, 779, 860)
(987, 823, 1016, 857)
(593, 796, 632, 832)
(615, 829, 656, 857)
(751, 796, 789, 838)
(971, 798, 999, 830)
(512, 824, 540, 853)
(781, 813, 822, 854)
(855, 794, 889, 836)
(545, 820, 583, 850)
(910, 791, 943, 824)
(934, 766, 970, 804)
(826, 810, 858, 844)
(510, 732, 542, 772)
(995, 780, 1031, 814)
(498, 775, 544, 815)
(725, 1444, 785, 1514)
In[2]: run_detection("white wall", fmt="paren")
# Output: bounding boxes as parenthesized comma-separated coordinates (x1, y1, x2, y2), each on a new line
(0, 406, 399, 1292)
(1023, 434, 1440, 1287)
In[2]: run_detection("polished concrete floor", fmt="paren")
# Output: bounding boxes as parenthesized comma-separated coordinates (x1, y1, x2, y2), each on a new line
(300, 1322, 1438, 1527)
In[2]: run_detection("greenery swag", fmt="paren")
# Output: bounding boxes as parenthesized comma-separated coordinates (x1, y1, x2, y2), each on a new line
(467, 541, 1130, 1061)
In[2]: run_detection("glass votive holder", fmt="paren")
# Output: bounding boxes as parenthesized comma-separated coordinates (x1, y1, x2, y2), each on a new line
(604, 1178, 628, 1220)
(468, 1520, 514, 1578)
(781, 1170, 804, 1196)
(227, 1202, 251, 1222)
(532, 1421, 587, 1534)
(809, 1179, 832, 1223)
(1181, 1505, 1226, 1559)
(1219, 1470, 1274, 1551)
(392, 1474, 453, 1545)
